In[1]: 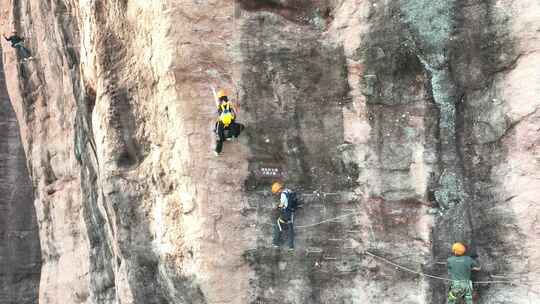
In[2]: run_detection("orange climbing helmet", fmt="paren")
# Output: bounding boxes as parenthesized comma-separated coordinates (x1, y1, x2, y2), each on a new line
(271, 182, 283, 194)
(217, 89, 227, 99)
(452, 242, 466, 256)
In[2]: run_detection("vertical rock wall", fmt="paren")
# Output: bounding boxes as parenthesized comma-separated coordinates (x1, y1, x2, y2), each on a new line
(0, 46, 41, 304)
(1, 0, 93, 302)
(329, 0, 540, 303)
(238, 11, 360, 303)
(0, 0, 538, 303)
(462, 1, 540, 302)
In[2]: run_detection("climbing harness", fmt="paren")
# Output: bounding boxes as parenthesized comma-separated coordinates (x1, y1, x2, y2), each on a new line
(218, 100, 233, 113)
(447, 280, 472, 302)
(277, 217, 288, 231)
(363, 250, 540, 292)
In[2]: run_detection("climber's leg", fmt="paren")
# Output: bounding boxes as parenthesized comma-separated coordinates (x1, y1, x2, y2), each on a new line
(447, 290, 457, 304)
(272, 221, 281, 247)
(14, 43, 31, 59)
(464, 281, 473, 304)
(215, 122, 225, 154)
(286, 221, 294, 249)
(448, 281, 465, 304)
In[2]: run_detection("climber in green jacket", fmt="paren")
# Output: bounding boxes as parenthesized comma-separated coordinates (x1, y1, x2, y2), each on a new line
(447, 242, 481, 304)
(3, 30, 33, 61)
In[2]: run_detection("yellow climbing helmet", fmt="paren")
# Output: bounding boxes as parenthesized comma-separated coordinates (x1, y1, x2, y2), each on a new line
(452, 242, 466, 256)
(217, 89, 227, 99)
(271, 182, 283, 194)
(220, 112, 233, 127)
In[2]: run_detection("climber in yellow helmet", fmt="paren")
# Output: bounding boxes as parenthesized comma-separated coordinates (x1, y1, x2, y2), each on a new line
(211, 87, 244, 156)
(447, 242, 481, 304)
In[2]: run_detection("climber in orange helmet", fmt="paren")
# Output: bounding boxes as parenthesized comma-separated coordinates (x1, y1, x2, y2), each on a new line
(271, 182, 300, 251)
(210, 87, 244, 156)
(447, 242, 481, 304)
(3, 30, 33, 61)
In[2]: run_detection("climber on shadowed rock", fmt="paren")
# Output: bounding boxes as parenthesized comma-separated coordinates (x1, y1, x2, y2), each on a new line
(271, 182, 299, 251)
(3, 31, 33, 61)
(211, 87, 244, 156)
(447, 242, 481, 304)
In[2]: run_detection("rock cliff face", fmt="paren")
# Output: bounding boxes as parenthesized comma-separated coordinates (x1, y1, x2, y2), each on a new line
(0, 0, 538, 303)
(0, 46, 41, 304)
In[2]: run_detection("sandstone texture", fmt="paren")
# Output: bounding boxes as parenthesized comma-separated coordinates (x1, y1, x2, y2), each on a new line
(0, 0, 538, 303)
(0, 45, 41, 304)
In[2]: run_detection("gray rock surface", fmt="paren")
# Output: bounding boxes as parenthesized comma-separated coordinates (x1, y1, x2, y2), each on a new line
(0, 46, 41, 303)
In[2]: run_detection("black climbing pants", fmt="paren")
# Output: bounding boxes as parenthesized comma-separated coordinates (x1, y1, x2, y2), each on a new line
(214, 121, 244, 154)
(14, 43, 31, 59)
(272, 218, 294, 249)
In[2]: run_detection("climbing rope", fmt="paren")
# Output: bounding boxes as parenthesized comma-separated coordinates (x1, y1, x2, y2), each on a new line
(364, 250, 540, 294)
(228, 0, 241, 114)
(295, 211, 360, 229)
(232, 0, 236, 33)
(261, 206, 539, 292)
(260, 193, 539, 293)
(366, 251, 492, 284)
(261, 209, 360, 229)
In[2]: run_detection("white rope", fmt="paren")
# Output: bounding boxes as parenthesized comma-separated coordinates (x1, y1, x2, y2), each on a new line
(296, 211, 360, 229)
(232, 0, 236, 33)
(364, 251, 538, 289)
(262, 211, 360, 229)
(260, 196, 539, 292)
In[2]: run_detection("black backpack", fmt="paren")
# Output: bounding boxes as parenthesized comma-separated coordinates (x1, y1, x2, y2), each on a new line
(283, 190, 299, 212)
